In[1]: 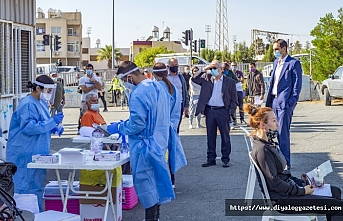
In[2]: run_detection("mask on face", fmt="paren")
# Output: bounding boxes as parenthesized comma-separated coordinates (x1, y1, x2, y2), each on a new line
(40, 92, 52, 102)
(211, 69, 219, 77)
(232, 66, 237, 71)
(266, 129, 278, 141)
(86, 70, 92, 75)
(52, 78, 57, 82)
(274, 51, 282, 59)
(90, 103, 100, 111)
(250, 68, 255, 73)
(185, 70, 190, 74)
(169, 66, 178, 73)
(223, 70, 228, 75)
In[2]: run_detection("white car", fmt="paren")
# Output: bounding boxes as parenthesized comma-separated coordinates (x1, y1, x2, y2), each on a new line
(321, 66, 343, 106)
(154, 53, 209, 71)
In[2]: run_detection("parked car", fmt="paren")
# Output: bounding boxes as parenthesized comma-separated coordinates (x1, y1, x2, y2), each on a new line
(57, 66, 83, 86)
(36, 64, 57, 76)
(321, 66, 343, 106)
(154, 53, 209, 71)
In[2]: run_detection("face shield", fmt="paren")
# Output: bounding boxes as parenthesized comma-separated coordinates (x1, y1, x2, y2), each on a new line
(35, 81, 56, 105)
(116, 67, 139, 82)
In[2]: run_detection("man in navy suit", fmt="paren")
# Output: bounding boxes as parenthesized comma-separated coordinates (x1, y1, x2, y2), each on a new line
(192, 60, 238, 168)
(266, 39, 302, 168)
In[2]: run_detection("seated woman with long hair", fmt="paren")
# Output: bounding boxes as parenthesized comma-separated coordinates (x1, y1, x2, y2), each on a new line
(244, 104, 343, 221)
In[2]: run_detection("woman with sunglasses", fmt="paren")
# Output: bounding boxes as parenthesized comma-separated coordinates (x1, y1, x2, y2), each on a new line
(245, 103, 343, 220)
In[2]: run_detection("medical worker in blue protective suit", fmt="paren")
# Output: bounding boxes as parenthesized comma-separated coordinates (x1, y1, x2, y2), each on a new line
(6, 75, 64, 212)
(107, 61, 173, 221)
(152, 62, 187, 189)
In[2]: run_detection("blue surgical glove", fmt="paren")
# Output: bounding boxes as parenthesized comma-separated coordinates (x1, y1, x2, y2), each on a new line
(58, 127, 64, 137)
(53, 112, 64, 124)
(51, 127, 58, 134)
(107, 122, 120, 135)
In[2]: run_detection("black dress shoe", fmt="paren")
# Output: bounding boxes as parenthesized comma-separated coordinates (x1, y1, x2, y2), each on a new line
(222, 162, 230, 167)
(202, 161, 216, 167)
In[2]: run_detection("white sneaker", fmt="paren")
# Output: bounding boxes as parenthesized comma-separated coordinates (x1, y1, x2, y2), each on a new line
(189, 124, 194, 129)
(230, 122, 234, 130)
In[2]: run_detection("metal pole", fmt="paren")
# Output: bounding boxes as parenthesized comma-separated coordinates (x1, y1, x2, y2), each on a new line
(198, 38, 201, 57)
(50, 34, 53, 66)
(111, 0, 115, 69)
(190, 29, 193, 68)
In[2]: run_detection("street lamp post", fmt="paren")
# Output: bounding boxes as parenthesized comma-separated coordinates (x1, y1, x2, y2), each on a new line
(205, 25, 211, 48)
(111, 0, 115, 69)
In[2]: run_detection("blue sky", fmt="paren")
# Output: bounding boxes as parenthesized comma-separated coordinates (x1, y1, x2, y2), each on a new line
(36, 0, 342, 51)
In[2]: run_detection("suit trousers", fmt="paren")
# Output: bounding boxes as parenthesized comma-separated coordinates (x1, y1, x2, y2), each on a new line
(233, 91, 244, 123)
(204, 105, 231, 163)
(272, 98, 295, 166)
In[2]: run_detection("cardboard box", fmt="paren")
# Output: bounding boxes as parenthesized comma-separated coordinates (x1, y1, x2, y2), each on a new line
(79, 184, 116, 204)
(35, 210, 80, 221)
(59, 148, 86, 164)
(122, 175, 133, 188)
(80, 182, 122, 221)
(32, 154, 59, 164)
(94, 151, 120, 161)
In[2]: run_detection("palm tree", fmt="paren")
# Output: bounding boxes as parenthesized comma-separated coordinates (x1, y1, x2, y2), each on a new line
(97, 45, 122, 68)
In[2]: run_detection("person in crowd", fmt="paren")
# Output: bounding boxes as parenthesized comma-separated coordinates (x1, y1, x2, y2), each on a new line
(191, 60, 237, 168)
(109, 74, 123, 107)
(107, 61, 174, 221)
(152, 62, 187, 189)
(222, 62, 239, 82)
(143, 69, 153, 79)
(95, 72, 108, 112)
(77, 63, 102, 133)
(57, 59, 62, 66)
(246, 62, 265, 106)
(182, 66, 191, 93)
(6, 75, 64, 211)
(230, 62, 246, 125)
(50, 73, 65, 117)
(245, 104, 343, 221)
(266, 39, 302, 169)
(81, 94, 106, 127)
(188, 66, 204, 129)
(167, 58, 189, 132)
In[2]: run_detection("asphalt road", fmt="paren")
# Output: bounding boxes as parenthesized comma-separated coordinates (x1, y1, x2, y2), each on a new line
(48, 100, 343, 221)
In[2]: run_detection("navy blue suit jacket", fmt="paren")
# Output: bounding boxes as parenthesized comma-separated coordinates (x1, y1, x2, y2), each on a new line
(266, 55, 302, 110)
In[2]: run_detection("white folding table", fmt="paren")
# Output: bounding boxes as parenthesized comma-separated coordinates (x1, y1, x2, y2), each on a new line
(71, 135, 126, 144)
(27, 156, 129, 221)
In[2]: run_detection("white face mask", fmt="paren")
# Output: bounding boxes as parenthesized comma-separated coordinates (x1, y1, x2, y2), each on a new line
(40, 92, 52, 101)
(90, 103, 100, 111)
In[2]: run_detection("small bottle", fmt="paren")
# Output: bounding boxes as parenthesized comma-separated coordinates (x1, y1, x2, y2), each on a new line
(120, 135, 129, 160)
(91, 128, 104, 154)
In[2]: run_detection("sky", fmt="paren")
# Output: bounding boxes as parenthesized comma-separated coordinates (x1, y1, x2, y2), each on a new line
(36, 0, 342, 51)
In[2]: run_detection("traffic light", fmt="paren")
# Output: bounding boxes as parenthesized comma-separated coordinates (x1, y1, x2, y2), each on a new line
(43, 34, 50, 45)
(182, 30, 190, 46)
(200, 39, 206, 48)
(192, 40, 197, 52)
(54, 35, 61, 51)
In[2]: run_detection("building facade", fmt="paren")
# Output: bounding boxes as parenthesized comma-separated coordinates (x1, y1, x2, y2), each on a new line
(36, 8, 82, 67)
(0, 0, 36, 138)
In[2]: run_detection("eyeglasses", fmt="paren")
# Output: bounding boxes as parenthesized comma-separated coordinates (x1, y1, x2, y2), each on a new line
(208, 67, 217, 70)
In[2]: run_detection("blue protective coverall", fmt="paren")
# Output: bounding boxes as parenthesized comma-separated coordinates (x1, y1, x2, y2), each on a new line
(6, 95, 56, 211)
(118, 79, 175, 209)
(159, 81, 187, 174)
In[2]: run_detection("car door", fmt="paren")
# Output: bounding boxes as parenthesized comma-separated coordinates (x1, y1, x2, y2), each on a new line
(330, 67, 343, 97)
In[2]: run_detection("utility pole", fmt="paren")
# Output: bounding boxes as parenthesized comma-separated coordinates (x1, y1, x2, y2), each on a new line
(205, 24, 211, 48)
(111, 0, 115, 69)
(190, 28, 193, 68)
(50, 34, 53, 65)
(198, 38, 201, 57)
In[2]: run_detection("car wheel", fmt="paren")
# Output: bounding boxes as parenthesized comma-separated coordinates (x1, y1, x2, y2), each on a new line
(324, 88, 331, 106)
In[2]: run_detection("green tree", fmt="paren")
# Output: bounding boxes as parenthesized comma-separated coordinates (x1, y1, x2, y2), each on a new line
(214, 51, 222, 61)
(232, 41, 254, 63)
(134, 45, 174, 67)
(293, 41, 302, 54)
(308, 8, 343, 81)
(222, 46, 232, 62)
(200, 48, 215, 62)
(97, 45, 122, 68)
(262, 44, 275, 62)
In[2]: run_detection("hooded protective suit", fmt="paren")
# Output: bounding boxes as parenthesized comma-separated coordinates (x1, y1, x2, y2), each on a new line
(118, 79, 175, 209)
(6, 95, 56, 211)
(159, 81, 187, 174)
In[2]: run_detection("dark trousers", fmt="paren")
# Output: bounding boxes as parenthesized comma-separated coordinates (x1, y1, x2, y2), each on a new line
(276, 186, 343, 220)
(177, 103, 184, 134)
(272, 99, 295, 166)
(145, 204, 160, 221)
(111, 89, 120, 105)
(204, 105, 231, 163)
(233, 91, 244, 123)
(98, 92, 107, 110)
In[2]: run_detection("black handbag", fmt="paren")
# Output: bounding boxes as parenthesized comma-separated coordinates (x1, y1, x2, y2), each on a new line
(0, 161, 25, 221)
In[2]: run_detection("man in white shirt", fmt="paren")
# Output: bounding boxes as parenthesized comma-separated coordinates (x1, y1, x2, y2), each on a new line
(77, 63, 102, 132)
(266, 39, 303, 169)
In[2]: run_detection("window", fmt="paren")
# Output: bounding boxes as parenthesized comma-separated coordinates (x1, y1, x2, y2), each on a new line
(51, 27, 62, 34)
(36, 40, 45, 52)
(82, 48, 89, 54)
(90, 55, 98, 61)
(334, 67, 343, 79)
(36, 28, 46, 35)
(67, 41, 80, 52)
(67, 28, 73, 36)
